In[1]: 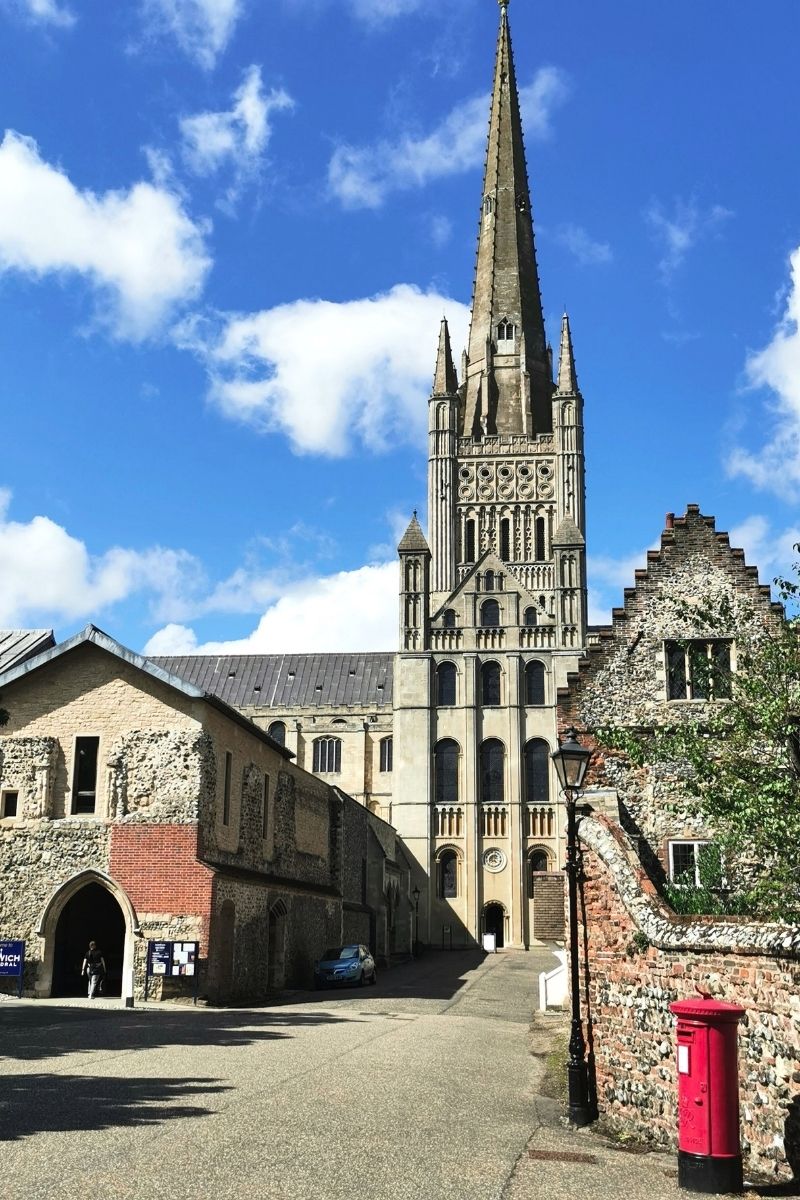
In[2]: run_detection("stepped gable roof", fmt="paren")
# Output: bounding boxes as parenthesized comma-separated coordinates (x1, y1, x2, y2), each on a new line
(397, 513, 430, 554)
(155, 652, 394, 709)
(0, 624, 292, 758)
(0, 629, 55, 673)
(557, 504, 784, 714)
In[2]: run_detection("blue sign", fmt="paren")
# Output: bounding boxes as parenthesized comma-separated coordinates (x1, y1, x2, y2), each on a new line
(0, 940, 24, 977)
(145, 940, 200, 1004)
(0, 940, 25, 998)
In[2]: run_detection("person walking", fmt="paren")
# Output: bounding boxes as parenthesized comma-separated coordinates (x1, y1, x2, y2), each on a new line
(81, 941, 106, 999)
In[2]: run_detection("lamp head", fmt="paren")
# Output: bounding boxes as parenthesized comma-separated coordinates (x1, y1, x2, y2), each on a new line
(551, 726, 592, 793)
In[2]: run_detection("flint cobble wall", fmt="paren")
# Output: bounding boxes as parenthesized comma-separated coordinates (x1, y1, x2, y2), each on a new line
(579, 814, 800, 1180)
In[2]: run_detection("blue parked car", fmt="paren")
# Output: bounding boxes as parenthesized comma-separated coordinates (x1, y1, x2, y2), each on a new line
(314, 944, 378, 989)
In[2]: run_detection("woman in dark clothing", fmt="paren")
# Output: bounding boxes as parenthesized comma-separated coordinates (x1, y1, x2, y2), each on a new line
(81, 941, 107, 999)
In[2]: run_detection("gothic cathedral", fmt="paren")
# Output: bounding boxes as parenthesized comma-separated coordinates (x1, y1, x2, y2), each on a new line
(392, 0, 587, 948)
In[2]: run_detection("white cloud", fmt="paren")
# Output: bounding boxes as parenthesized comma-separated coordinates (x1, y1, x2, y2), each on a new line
(555, 223, 612, 267)
(328, 67, 569, 209)
(141, 0, 243, 69)
(284, 0, 423, 24)
(728, 515, 800, 580)
(144, 561, 399, 655)
(5, 0, 74, 26)
(0, 131, 211, 340)
(645, 196, 733, 282)
(176, 284, 470, 456)
(0, 489, 204, 627)
(728, 246, 800, 498)
(180, 65, 293, 191)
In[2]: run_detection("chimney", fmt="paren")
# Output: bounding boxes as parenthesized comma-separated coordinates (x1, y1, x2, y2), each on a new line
(665, 512, 675, 530)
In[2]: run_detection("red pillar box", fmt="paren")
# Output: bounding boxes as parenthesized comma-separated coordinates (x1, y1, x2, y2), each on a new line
(669, 998, 745, 1194)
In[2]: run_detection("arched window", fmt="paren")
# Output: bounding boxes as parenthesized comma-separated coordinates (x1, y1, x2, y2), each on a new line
(379, 737, 393, 773)
(480, 739, 505, 805)
(434, 740, 459, 806)
(483, 195, 494, 217)
(497, 319, 515, 342)
(535, 517, 546, 562)
(524, 739, 550, 805)
(525, 661, 545, 706)
(500, 519, 510, 561)
(267, 721, 286, 747)
(438, 849, 458, 898)
(481, 599, 500, 628)
(481, 661, 501, 706)
(528, 848, 551, 897)
(313, 736, 341, 774)
(442, 608, 457, 629)
(523, 606, 537, 627)
(484, 571, 495, 592)
(436, 662, 457, 707)
(465, 519, 476, 562)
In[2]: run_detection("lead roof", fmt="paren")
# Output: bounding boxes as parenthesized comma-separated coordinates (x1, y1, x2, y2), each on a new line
(153, 652, 395, 710)
(0, 630, 55, 674)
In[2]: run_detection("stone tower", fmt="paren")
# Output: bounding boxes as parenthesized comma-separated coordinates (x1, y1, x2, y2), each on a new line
(393, 0, 588, 948)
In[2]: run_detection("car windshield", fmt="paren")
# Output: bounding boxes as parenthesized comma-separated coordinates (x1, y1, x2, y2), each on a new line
(322, 946, 359, 960)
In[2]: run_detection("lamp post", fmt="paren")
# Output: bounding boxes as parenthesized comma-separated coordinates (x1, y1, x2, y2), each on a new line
(412, 885, 421, 955)
(551, 725, 594, 1127)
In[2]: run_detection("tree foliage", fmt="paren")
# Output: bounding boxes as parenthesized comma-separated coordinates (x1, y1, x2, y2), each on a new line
(601, 558, 800, 923)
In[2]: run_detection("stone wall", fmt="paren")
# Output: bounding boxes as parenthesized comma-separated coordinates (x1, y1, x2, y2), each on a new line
(578, 813, 800, 1181)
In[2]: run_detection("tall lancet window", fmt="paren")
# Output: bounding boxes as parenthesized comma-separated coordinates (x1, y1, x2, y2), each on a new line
(464, 519, 476, 563)
(500, 519, 510, 562)
(535, 517, 546, 562)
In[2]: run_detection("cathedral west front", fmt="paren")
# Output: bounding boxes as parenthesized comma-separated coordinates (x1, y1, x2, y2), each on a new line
(157, 0, 587, 950)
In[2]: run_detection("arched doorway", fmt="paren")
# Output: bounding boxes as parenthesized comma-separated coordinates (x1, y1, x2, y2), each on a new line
(484, 902, 505, 949)
(52, 883, 126, 997)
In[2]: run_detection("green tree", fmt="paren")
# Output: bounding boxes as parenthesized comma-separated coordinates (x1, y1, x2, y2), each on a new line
(603, 557, 800, 923)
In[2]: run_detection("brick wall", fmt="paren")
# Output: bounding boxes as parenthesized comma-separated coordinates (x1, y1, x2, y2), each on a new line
(109, 824, 214, 944)
(532, 872, 564, 940)
(578, 814, 800, 1181)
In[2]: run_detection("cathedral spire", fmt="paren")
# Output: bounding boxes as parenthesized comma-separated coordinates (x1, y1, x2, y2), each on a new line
(462, 0, 551, 439)
(556, 310, 579, 394)
(432, 317, 458, 396)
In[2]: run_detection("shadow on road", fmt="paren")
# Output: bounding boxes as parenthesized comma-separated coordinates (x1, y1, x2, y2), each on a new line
(0, 1073, 229, 1141)
(0, 1006, 359, 1063)
(279, 948, 490, 1007)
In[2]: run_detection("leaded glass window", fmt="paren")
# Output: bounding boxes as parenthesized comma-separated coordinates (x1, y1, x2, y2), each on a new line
(524, 739, 550, 805)
(434, 740, 459, 805)
(480, 739, 504, 805)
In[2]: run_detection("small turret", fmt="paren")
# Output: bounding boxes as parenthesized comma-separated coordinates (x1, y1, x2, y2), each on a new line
(432, 318, 459, 396)
(555, 311, 579, 395)
(398, 513, 431, 653)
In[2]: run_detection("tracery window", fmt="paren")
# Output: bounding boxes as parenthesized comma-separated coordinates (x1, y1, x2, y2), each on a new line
(666, 640, 732, 701)
(497, 319, 515, 342)
(524, 739, 550, 805)
(313, 736, 341, 774)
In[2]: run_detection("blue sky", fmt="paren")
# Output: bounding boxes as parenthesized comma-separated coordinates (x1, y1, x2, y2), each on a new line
(1, 0, 799, 654)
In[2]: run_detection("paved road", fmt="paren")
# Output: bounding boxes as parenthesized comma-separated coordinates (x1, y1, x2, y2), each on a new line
(0, 948, 562, 1200)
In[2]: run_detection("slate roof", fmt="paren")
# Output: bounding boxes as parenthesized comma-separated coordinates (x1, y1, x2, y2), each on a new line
(0, 630, 55, 674)
(153, 653, 395, 710)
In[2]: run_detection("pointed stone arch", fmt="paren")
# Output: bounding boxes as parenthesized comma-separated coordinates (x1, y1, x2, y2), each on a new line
(35, 868, 139, 1001)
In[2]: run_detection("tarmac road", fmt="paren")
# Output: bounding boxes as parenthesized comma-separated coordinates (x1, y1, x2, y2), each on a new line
(0, 948, 560, 1200)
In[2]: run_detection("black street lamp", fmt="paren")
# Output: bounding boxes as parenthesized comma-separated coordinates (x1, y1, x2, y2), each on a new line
(551, 725, 594, 1127)
(412, 885, 421, 955)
